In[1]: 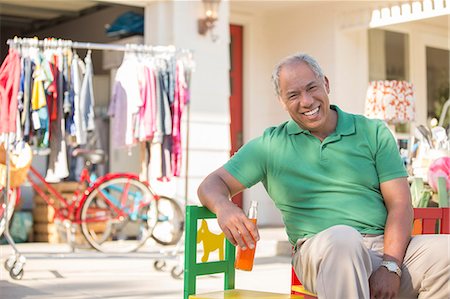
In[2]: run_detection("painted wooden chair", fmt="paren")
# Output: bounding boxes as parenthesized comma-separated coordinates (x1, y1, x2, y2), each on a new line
(410, 176, 449, 208)
(412, 207, 450, 234)
(184, 205, 307, 299)
(291, 207, 450, 296)
(290, 269, 317, 298)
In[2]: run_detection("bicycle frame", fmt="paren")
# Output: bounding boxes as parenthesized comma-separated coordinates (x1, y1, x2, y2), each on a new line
(27, 166, 82, 223)
(97, 184, 145, 221)
(26, 165, 154, 225)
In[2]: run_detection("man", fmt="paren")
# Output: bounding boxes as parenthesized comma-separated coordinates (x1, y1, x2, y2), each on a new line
(198, 53, 449, 299)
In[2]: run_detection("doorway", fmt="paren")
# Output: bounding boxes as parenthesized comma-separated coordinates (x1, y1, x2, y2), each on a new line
(229, 24, 243, 207)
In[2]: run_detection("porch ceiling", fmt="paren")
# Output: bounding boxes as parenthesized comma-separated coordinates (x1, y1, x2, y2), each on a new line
(0, 0, 146, 33)
(0, 0, 104, 32)
(0, 0, 447, 33)
(230, 0, 449, 30)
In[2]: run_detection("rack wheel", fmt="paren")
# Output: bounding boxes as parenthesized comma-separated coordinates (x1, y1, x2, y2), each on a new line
(171, 265, 183, 279)
(153, 260, 166, 271)
(9, 266, 24, 280)
(4, 255, 16, 272)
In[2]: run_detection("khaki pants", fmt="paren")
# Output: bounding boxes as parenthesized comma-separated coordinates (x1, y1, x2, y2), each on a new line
(292, 225, 450, 299)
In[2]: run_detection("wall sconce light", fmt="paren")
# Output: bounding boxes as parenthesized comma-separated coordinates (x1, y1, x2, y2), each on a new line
(198, 0, 221, 40)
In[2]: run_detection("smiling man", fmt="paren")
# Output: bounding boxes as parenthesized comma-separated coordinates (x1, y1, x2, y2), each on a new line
(197, 53, 449, 299)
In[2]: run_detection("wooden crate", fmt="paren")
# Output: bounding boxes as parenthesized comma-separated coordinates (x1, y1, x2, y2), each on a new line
(45, 181, 80, 193)
(32, 181, 107, 246)
(32, 204, 56, 223)
(33, 192, 74, 207)
(32, 181, 78, 244)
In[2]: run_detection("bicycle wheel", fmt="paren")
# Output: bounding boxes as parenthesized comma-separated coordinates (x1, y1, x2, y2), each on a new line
(80, 176, 158, 253)
(152, 196, 184, 245)
(0, 187, 18, 237)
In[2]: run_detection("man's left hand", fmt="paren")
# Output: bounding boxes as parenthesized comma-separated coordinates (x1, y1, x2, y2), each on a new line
(369, 267, 400, 299)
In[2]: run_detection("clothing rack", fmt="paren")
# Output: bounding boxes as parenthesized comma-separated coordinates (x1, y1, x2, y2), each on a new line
(1, 133, 27, 279)
(6, 37, 193, 56)
(6, 36, 193, 202)
(1, 37, 193, 279)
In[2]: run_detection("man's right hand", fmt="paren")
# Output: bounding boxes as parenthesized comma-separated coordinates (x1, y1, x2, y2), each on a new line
(197, 166, 259, 249)
(216, 201, 260, 249)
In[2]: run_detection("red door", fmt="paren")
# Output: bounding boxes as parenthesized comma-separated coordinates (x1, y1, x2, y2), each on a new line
(229, 24, 243, 207)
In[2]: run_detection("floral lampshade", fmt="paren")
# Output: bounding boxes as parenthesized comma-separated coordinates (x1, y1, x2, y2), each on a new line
(365, 80, 415, 123)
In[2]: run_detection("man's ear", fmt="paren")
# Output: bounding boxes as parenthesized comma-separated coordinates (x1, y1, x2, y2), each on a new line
(324, 76, 330, 94)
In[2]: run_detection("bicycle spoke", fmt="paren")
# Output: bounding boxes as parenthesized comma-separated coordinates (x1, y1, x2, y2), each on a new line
(80, 177, 158, 253)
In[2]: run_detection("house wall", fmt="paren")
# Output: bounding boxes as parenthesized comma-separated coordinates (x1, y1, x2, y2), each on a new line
(382, 20, 450, 126)
(229, 3, 449, 226)
(230, 3, 371, 225)
(143, 1, 232, 207)
(8, 1, 447, 227)
(229, 10, 284, 224)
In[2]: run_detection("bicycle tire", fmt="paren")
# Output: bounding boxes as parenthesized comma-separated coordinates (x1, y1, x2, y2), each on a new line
(0, 187, 18, 238)
(152, 196, 184, 246)
(80, 176, 158, 253)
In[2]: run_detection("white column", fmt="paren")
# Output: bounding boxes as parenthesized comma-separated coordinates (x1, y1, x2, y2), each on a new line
(144, 1, 231, 204)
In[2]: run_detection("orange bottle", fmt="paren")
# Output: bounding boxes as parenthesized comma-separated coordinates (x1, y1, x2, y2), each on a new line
(235, 200, 258, 271)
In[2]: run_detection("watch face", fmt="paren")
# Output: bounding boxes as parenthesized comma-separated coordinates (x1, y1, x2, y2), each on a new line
(382, 261, 401, 276)
(386, 263, 396, 271)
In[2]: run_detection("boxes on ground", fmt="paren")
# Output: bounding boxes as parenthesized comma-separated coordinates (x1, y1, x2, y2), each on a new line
(0, 211, 33, 244)
(32, 181, 87, 245)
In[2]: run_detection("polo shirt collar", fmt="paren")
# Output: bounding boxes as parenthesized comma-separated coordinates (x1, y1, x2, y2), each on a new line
(286, 105, 355, 137)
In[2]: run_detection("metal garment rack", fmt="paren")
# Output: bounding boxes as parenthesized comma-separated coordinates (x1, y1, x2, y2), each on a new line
(1, 133, 27, 279)
(2, 37, 193, 279)
(6, 37, 193, 55)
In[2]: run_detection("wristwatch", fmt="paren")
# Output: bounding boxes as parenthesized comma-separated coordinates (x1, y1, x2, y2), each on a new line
(381, 260, 402, 277)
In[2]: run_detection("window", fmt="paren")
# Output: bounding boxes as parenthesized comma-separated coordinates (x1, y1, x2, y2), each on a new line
(368, 29, 409, 81)
(368, 29, 411, 139)
(426, 46, 449, 127)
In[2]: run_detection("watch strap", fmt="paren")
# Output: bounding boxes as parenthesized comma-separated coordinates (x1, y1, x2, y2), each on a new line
(381, 260, 402, 277)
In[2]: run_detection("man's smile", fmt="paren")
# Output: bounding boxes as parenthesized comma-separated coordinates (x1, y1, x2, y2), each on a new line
(302, 106, 320, 116)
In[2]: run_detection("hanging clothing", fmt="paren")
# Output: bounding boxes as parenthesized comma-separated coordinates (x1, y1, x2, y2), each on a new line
(72, 52, 85, 145)
(20, 55, 33, 141)
(109, 50, 192, 181)
(45, 51, 69, 183)
(30, 60, 50, 148)
(138, 63, 157, 141)
(171, 60, 189, 177)
(63, 48, 74, 137)
(79, 50, 95, 142)
(4, 37, 193, 187)
(0, 48, 21, 137)
(108, 78, 128, 148)
(109, 52, 143, 148)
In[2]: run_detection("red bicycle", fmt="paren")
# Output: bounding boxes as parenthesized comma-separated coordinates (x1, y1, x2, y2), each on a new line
(5, 149, 183, 254)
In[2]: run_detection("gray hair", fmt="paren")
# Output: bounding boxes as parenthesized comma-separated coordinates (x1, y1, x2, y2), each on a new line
(271, 53, 325, 97)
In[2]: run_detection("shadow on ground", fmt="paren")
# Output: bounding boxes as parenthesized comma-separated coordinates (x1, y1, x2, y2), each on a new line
(0, 280, 49, 299)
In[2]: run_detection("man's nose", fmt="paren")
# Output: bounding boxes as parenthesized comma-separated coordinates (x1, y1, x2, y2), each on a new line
(300, 92, 314, 107)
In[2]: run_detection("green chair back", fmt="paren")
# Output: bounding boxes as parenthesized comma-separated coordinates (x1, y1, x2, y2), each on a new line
(184, 205, 236, 299)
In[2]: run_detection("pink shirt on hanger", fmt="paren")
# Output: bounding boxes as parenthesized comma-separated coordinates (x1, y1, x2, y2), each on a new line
(0, 49, 21, 135)
(139, 64, 157, 141)
(171, 61, 188, 177)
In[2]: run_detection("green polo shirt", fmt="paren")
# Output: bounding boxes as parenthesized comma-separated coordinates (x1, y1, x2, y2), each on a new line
(224, 105, 408, 245)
